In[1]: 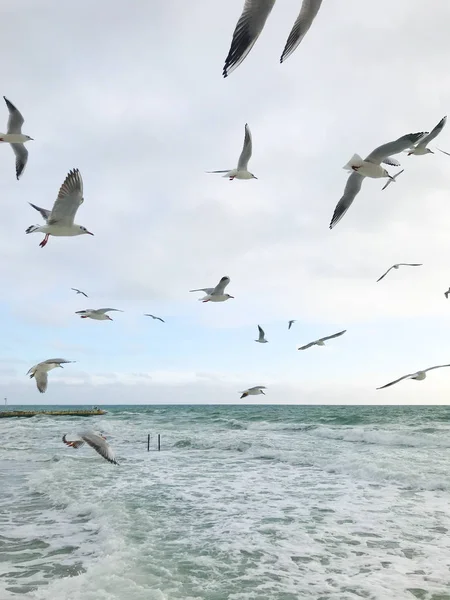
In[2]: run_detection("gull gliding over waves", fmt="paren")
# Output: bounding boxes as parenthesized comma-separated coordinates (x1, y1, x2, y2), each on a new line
(298, 330, 346, 350)
(376, 263, 422, 283)
(222, 0, 324, 77)
(206, 124, 257, 180)
(71, 288, 88, 298)
(255, 325, 268, 343)
(189, 276, 234, 302)
(329, 131, 425, 229)
(63, 431, 118, 465)
(239, 386, 266, 399)
(144, 314, 165, 322)
(26, 169, 94, 247)
(1, 96, 33, 179)
(407, 116, 447, 155)
(76, 308, 123, 321)
(377, 364, 450, 390)
(27, 358, 74, 394)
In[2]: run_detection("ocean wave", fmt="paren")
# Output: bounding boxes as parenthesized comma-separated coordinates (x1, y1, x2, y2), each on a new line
(308, 426, 450, 448)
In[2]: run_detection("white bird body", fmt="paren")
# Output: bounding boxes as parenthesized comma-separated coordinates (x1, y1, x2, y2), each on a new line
(221, 168, 255, 180)
(239, 385, 266, 399)
(76, 308, 123, 321)
(200, 294, 232, 302)
(190, 276, 234, 302)
(343, 153, 391, 179)
(0, 133, 30, 143)
(27, 358, 74, 393)
(207, 124, 257, 181)
(1, 96, 33, 179)
(63, 430, 118, 465)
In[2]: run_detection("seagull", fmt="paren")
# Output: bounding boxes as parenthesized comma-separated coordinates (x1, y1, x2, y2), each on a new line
(144, 314, 165, 323)
(407, 116, 447, 156)
(298, 330, 346, 350)
(1, 96, 33, 180)
(377, 364, 450, 390)
(329, 131, 425, 229)
(71, 288, 88, 298)
(76, 308, 123, 321)
(288, 320, 296, 330)
(222, 0, 324, 77)
(376, 263, 422, 283)
(255, 325, 268, 343)
(206, 124, 257, 180)
(25, 169, 94, 247)
(445, 288, 450, 299)
(382, 169, 404, 191)
(62, 430, 118, 465)
(26, 358, 74, 394)
(189, 276, 234, 302)
(239, 386, 266, 399)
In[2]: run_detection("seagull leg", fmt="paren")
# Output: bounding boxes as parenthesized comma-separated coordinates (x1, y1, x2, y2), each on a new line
(202, 299, 210, 303)
(39, 234, 49, 248)
(80, 315, 88, 318)
(229, 176, 235, 181)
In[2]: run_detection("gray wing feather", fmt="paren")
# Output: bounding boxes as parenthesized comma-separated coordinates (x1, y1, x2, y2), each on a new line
(280, 0, 323, 63)
(366, 132, 426, 164)
(96, 308, 123, 313)
(29, 202, 51, 222)
(212, 276, 230, 295)
(436, 147, 450, 157)
(49, 169, 84, 226)
(424, 364, 450, 373)
(11, 144, 28, 180)
(80, 431, 118, 465)
(4, 97, 24, 133)
(382, 157, 401, 167)
(376, 266, 394, 282)
(189, 287, 214, 294)
(298, 341, 315, 350)
(41, 358, 72, 365)
(35, 371, 48, 393)
(248, 386, 266, 392)
(237, 124, 252, 170)
(223, 0, 276, 77)
(416, 116, 447, 147)
(376, 374, 413, 389)
(319, 330, 346, 343)
(329, 172, 364, 229)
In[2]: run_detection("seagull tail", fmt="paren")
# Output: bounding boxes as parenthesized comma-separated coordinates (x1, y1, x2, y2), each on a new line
(343, 153, 363, 171)
(26, 225, 40, 234)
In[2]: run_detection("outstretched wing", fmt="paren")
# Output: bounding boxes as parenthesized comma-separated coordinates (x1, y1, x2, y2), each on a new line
(366, 132, 426, 164)
(80, 431, 118, 465)
(298, 341, 316, 350)
(29, 202, 51, 222)
(416, 116, 447, 148)
(329, 172, 364, 229)
(49, 169, 84, 226)
(11, 144, 28, 180)
(237, 124, 252, 170)
(62, 434, 85, 449)
(96, 308, 123, 314)
(257, 325, 265, 339)
(424, 364, 450, 373)
(280, 0, 323, 63)
(4, 96, 24, 133)
(319, 330, 346, 343)
(189, 287, 214, 294)
(212, 276, 230, 295)
(223, 0, 276, 78)
(376, 266, 394, 282)
(34, 370, 48, 393)
(376, 373, 413, 389)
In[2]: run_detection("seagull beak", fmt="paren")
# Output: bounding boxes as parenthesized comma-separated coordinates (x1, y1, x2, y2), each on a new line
(229, 295, 235, 299)
(86, 231, 94, 236)
(261, 390, 265, 394)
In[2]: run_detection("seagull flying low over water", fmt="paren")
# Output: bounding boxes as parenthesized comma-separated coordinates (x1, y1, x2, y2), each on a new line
(189, 276, 234, 302)
(76, 308, 123, 321)
(27, 358, 74, 394)
(255, 325, 268, 343)
(376, 263, 423, 283)
(329, 131, 425, 229)
(377, 364, 450, 390)
(144, 314, 165, 323)
(288, 320, 296, 330)
(1, 96, 33, 179)
(71, 288, 88, 298)
(239, 386, 266, 399)
(407, 116, 447, 156)
(222, 0, 324, 77)
(63, 431, 118, 465)
(26, 169, 94, 247)
(206, 124, 257, 180)
(298, 330, 346, 350)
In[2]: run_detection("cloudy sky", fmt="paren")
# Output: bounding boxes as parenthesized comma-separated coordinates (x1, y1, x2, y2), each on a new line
(1, 0, 450, 405)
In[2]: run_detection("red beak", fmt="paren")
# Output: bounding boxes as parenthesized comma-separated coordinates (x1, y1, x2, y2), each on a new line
(86, 231, 94, 236)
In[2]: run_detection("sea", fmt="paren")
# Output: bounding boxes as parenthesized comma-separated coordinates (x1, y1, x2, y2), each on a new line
(1, 405, 450, 600)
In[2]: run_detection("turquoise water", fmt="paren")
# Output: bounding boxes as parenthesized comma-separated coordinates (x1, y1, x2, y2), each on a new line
(1, 405, 450, 600)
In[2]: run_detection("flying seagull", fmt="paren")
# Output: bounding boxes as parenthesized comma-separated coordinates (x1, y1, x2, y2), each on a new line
(71, 288, 88, 298)
(288, 320, 296, 330)
(329, 131, 425, 229)
(239, 385, 266, 399)
(63, 431, 118, 465)
(222, 0, 324, 77)
(376, 263, 422, 283)
(189, 276, 234, 302)
(76, 308, 123, 321)
(26, 169, 94, 247)
(445, 288, 450, 299)
(382, 168, 404, 191)
(144, 314, 165, 323)
(298, 330, 346, 350)
(206, 124, 257, 180)
(377, 364, 450, 390)
(255, 325, 268, 343)
(1, 96, 33, 179)
(407, 116, 447, 156)
(27, 358, 74, 394)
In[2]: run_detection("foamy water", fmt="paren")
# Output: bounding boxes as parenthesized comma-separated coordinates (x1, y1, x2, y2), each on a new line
(1, 405, 450, 600)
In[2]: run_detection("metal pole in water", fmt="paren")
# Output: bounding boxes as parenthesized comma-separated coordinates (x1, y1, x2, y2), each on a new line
(147, 434, 150, 452)
(157, 434, 161, 451)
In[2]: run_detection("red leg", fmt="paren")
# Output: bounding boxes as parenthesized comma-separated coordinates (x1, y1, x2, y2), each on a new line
(202, 299, 210, 303)
(229, 177, 235, 181)
(80, 315, 88, 318)
(39, 234, 49, 248)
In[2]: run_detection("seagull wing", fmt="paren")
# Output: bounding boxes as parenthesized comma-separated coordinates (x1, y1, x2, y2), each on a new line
(376, 373, 414, 389)
(189, 287, 215, 294)
(382, 157, 401, 167)
(249, 386, 266, 392)
(11, 144, 28, 180)
(29, 202, 51, 222)
(423, 364, 450, 373)
(48, 169, 84, 226)
(397, 263, 423, 267)
(257, 324, 265, 340)
(34, 370, 48, 393)
(96, 308, 123, 314)
(382, 169, 404, 191)
(280, 0, 323, 63)
(366, 132, 426, 164)
(329, 172, 364, 229)
(223, 0, 276, 78)
(42, 358, 73, 366)
(416, 116, 447, 148)
(376, 266, 395, 282)
(62, 434, 85, 449)
(4, 96, 24, 133)
(144, 314, 165, 322)
(80, 431, 118, 465)
(297, 341, 316, 350)
(436, 147, 450, 157)
(212, 276, 231, 295)
(319, 329, 346, 343)
(288, 320, 295, 329)
(237, 123, 252, 170)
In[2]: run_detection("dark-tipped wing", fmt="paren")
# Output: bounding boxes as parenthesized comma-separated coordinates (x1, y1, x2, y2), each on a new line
(144, 314, 165, 322)
(376, 266, 394, 282)
(280, 0, 323, 63)
(288, 320, 295, 329)
(366, 132, 426, 164)
(223, 0, 276, 78)
(240, 392, 249, 398)
(49, 169, 84, 226)
(11, 144, 28, 180)
(376, 373, 413, 389)
(329, 172, 364, 229)
(298, 341, 316, 350)
(417, 116, 447, 147)
(71, 288, 88, 297)
(29, 202, 51, 222)
(80, 431, 118, 465)
(237, 123, 252, 170)
(212, 276, 230, 295)
(257, 324, 265, 339)
(398, 263, 422, 267)
(42, 358, 72, 366)
(319, 329, 346, 343)
(4, 96, 24, 133)
(62, 434, 85, 449)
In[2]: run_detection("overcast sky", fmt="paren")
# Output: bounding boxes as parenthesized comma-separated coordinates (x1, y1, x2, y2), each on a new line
(1, 0, 450, 405)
